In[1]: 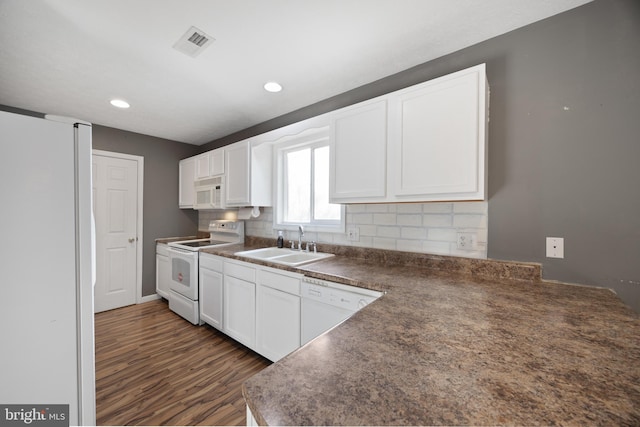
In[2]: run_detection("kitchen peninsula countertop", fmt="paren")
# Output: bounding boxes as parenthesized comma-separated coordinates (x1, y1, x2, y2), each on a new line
(201, 241, 640, 426)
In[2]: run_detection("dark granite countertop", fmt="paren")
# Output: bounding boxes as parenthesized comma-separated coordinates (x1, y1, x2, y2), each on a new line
(201, 240, 640, 426)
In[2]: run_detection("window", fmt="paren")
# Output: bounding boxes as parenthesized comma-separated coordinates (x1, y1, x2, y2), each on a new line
(275, 128, 344, 233)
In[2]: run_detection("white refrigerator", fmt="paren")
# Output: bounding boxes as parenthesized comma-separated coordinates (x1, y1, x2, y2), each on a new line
(0, 110, 96, 426)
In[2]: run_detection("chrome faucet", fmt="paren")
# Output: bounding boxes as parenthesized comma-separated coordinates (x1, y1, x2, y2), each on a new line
(298, 225, 304, 251)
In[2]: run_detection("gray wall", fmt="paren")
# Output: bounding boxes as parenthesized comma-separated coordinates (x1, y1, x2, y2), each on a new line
(200, 0, 640, 312)
(92, 125, 199, 296)
(484, 0, 640, 310)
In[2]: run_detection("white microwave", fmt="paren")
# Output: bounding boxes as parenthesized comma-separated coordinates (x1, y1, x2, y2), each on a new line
(193, 175, 224, 210)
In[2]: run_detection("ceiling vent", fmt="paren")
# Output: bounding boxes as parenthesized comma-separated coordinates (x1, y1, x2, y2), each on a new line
(173, 26, 215, 58)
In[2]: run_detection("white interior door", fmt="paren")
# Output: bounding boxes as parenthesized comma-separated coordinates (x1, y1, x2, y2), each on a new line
(93, 151, 140, 312)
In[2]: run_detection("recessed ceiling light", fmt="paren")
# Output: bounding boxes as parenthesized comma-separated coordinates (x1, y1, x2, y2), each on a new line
(110, 99, 130, 109)
(263, 82, 282, 93)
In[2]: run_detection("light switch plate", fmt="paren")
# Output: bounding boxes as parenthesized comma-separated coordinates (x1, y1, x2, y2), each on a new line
(546, 237, 564, 258)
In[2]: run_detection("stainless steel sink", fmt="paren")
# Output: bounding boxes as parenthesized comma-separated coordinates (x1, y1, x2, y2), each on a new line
(234, 247, 334, 267)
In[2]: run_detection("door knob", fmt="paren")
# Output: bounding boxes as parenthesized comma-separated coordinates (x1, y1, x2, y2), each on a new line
(128, 238, 135, 243)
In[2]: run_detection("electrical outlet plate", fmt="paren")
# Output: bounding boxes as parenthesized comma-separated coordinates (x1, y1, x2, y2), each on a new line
(347, 226, 360, 241)
(456, 232, 476, 250)
(546, 237, 564, 258)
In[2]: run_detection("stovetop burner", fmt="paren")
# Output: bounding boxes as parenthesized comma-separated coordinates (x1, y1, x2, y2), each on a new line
(168, 220, 245, 251)
(179, 239, 229, 248)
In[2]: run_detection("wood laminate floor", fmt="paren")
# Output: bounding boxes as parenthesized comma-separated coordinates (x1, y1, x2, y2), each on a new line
(95, 299, 271, 426)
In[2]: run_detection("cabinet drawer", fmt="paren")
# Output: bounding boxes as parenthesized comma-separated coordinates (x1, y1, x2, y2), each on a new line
(257, 269, 300, 296)
(200, 254, 223, 271)
(224, 260, 256, 282)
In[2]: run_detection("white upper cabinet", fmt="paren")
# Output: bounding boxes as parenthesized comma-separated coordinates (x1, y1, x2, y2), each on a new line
(195, 147, 225, 180)
(181, 64, 488, 208)
(328, 63, 488, 203)
(225, 139, 272, 207)
(330, 99, 387, 202)
(178, 156, 196, 208)
(388, 64, 488, 201)
(195, 152, 210, 180)
(225, 140, 251, 206)
(210, 147, 225, 176)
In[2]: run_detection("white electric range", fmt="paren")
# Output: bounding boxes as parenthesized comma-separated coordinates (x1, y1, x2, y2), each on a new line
(167, 220, 244, 324)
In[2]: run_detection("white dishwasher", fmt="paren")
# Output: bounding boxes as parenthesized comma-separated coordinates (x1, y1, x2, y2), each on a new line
(301, 277, 382, 345)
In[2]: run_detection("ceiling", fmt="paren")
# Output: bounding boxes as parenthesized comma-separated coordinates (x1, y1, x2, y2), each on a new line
(0, 0, 592, 145)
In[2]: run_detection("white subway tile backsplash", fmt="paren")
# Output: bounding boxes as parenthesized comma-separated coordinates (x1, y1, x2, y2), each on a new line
(358, 235, 374, 247)
(397, 239, 423, 252)
(427, 228, 457, 242)
(377, 226, 401, 238)
(316, 232, 337, 244)
(359, 224, 378, 237)
(352, 213, 374, 224)
(422, 240, 452, 255)
(373, 213, 397, 225)
(422, 214, 453, 227)
(202, 200, 488, 259)
(347, 204, 368, 213)
(423, 203, 453, 213)
(453, 201, 487, 213)
(396, 203, 423, 213)
(401, 227, 427, 240)
(366, 204, 395, 213)
(397, 214, 422, 226)
(373, 237, 397, 250)
(453, 214, 487, 228)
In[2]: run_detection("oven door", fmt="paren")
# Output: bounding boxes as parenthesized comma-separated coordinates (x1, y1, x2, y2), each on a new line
(168, 247, 198, 300)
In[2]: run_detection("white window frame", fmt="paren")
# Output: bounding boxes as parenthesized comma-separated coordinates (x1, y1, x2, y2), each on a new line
(274, 127, 345, 234)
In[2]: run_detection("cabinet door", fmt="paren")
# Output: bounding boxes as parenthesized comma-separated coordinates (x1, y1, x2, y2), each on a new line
(200, 267, 223, 330)
(178, 157, 196, 208)
(210, 148, 225, 176)
(330, 99, 387, 202)
(155, 253, 170, 299)
(389, 65, 487, 201)
(195, 153, 211, 180)
(223, 275, 255, 348)
(225, 141, 250, 206)
(256, 284, 300, 362)
(249, 142, 273, 207)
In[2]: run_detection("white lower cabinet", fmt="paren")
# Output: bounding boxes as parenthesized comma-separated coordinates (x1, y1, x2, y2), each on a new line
(223, 260, 257, 349)
(200, 256, 302, 362)
(155, 243, 170, 299)
(256, 269, 301, 362)
(199, 254, 224, 331)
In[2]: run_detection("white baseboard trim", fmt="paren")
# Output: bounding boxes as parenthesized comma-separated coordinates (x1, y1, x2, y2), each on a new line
(139, 293, 161, 304)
